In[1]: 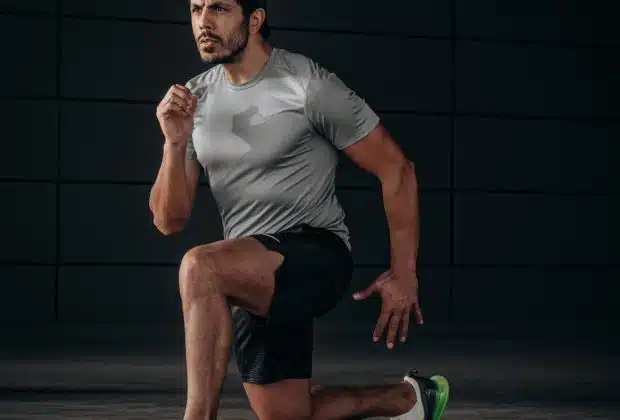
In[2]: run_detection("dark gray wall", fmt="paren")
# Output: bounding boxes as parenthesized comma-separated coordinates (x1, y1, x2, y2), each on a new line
(1, 1, 618, 341)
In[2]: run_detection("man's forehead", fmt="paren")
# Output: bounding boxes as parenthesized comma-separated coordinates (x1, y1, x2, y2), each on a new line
(190, 0, 238, 6)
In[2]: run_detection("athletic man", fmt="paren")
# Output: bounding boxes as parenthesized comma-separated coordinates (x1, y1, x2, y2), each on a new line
(149, 0, 450, 419)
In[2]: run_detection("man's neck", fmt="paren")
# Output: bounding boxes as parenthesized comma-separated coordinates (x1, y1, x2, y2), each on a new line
(223, 40, 273, 85)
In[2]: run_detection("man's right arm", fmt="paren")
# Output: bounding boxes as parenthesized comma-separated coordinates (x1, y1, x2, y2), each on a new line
(149, 142, 200, 235)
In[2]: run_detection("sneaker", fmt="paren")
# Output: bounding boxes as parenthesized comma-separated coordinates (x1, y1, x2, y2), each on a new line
(390, 368, 450, 420)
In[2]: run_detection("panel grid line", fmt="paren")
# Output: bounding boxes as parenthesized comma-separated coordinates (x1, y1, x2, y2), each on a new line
(54, 0, 62, 323)
(448, 0, 457, 322)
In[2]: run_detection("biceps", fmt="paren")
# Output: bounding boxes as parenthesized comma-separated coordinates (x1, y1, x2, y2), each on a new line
(343, 124, 409, 179)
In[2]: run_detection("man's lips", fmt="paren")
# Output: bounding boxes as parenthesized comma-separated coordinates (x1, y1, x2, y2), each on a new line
(199, 36, 219, 45)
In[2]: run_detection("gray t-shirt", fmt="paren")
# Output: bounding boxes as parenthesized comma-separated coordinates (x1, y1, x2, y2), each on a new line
(185, 47, 380, 250)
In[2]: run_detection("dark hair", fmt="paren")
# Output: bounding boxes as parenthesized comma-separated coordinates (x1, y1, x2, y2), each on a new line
(236, 0, 271, 38)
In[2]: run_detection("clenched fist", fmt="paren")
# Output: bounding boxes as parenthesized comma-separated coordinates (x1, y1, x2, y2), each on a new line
(156, 84, 198, 147)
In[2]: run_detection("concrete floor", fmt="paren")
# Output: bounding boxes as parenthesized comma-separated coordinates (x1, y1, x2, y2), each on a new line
(1, 334, 618, 419)
(2, 394, 620, 419)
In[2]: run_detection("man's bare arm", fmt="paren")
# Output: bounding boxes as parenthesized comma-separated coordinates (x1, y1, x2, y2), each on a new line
(149, 84, 200, 235)
(149, 144, 200, 235)
(343, 124, 419, 275)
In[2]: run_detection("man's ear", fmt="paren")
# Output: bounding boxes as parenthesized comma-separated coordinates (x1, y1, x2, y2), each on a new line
(249, 8, 266, 35)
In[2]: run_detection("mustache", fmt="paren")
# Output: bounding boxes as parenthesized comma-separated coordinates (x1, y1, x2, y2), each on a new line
(199, 32, 221, 43)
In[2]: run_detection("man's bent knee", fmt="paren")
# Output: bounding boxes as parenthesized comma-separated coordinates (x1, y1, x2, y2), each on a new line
(178, 238, 282, 316)
(178, 245, 221, 303)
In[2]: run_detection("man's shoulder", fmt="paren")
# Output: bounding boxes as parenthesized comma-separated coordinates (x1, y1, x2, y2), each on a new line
(272, 48, 329, 90)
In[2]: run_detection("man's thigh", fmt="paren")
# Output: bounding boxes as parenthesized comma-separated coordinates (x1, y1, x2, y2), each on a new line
(180, 236, 283, 318)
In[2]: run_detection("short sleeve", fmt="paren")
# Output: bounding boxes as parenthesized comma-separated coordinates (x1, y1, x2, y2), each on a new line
(304, 67, 380, 150)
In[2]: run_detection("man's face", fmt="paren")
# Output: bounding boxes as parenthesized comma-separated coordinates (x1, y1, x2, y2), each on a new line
(190, 0, 249, 65)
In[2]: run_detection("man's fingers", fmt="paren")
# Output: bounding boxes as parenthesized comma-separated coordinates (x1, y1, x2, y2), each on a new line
(414, 302, 424, 325)
(400, 308, 411, 343)
(372, 310, 390, 343)
(172, 85, 196, 106)
(163, 91, 193, 111)
(353, 282, 377, 300)
(174, 84, 191, 94)
(162, 85, 196, 110)
(377, 271, 391, 282)
(161, 101, 190, 118)
(159, 89, 198, 119)
(386, 312, 401, 349)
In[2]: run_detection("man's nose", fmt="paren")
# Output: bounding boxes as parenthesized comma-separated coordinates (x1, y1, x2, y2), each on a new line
(197, 8, 215, 30)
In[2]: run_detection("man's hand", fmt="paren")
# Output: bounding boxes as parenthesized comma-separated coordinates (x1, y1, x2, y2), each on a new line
(156, 84, 198, 147)
(353, 269, 423, 349)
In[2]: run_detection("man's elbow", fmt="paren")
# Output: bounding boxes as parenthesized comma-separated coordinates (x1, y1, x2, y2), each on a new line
(152, 214, 188, 236)
(380, 158, 417, 192)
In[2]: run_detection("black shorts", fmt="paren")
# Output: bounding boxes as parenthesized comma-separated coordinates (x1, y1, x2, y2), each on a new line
(231, 224, 354, 385)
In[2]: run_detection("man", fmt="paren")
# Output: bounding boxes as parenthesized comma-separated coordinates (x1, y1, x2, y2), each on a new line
(149, 0, 450, 419)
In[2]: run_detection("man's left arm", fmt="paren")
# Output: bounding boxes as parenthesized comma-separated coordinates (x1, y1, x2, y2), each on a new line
(345, 123, 420, 276)
(303, 67, 422, 347)
(344, 124, 424, 347)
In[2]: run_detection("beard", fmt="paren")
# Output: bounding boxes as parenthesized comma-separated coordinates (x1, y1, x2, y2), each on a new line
(199, 21, 249, 65)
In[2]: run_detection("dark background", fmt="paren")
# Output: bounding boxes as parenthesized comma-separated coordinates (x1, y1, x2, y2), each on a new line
(1, 0, 618, 350)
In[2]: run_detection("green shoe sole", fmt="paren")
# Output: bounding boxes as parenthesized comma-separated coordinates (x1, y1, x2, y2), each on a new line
(429, 375, 450, 419)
